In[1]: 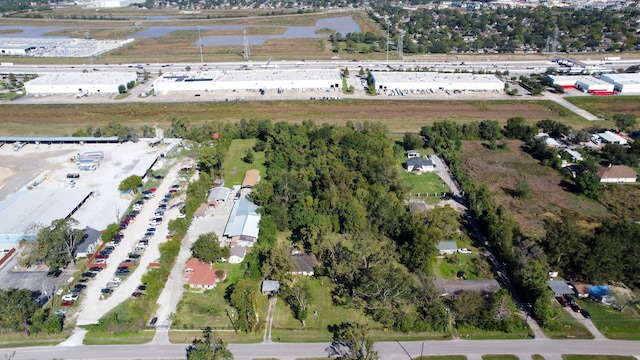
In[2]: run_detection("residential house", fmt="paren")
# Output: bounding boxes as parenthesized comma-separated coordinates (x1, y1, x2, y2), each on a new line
(596, 165, 637, 183)
(289, 249, 319, 276)
(564, 149, 583, 162)
(261, 280, 280, 295)
(183, 258, 227, 290)
(597, 131, 628, 146)
(535, 133, 562, 148)
(208, 187, 230, 205)
(436, 240, 458, 255)
(406, 150, 420, 159)
(546, 280, 574, 296)
(228, 246, 247, 264)
(76, 226, 102, 258)
(405, 157, 436, 172)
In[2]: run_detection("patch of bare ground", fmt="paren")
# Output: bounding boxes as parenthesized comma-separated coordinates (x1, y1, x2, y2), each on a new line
(461, 140, 607, 237)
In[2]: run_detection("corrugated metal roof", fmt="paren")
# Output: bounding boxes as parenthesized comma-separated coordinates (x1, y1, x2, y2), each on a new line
(129, 154, 159, 178)
(208, 187, 230, 202)
(0, 189, 92, 243)
(224, 198, 261, 238)
(547, 280, 574, 295)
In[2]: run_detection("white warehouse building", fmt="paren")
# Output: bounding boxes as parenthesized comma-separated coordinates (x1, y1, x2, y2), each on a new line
(600, 73, 640, 94)
(371, 72, 504, 92)
(24, 72, 137, 95)
(153, 69, 342, 93)
(574, 76, 615, 95)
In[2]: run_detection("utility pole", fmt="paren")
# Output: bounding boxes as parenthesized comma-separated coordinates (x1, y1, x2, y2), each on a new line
(197, 25, 204, 64)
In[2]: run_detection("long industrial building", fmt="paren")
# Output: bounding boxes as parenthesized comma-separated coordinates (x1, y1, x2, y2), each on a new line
(25, 72, 137, 95)
(600, 73, 640, 94)
(371, 72, 504, 92)
(153, 69, 342, 93)
(0, 189, 92, 243)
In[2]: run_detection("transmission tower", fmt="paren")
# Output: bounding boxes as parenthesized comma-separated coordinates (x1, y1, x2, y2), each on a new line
(552, 26, 559, 54)
(397, 30, 404, 60)
(543, 36, 550, 54)
(243, 29, 250, 61)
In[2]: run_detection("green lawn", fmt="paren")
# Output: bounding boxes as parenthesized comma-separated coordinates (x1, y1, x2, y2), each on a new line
(83, 330, 154, 345)
(532, 355, 545, 360)
(578, 300, 640, 340)
(482, 356, 519, 360)
(436, 253, 493, 281)
(564, 95, 640, 119)
(542, 304, 593, 339)
(414, 356, 467, 360)
(401, 170, 450, 197)
(222, 139, 266, 187)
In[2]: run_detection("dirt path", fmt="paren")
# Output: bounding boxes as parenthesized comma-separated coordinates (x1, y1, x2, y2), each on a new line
(263, 297, 277, 343)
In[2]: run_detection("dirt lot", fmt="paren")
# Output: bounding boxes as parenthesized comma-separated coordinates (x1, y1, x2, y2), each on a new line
(460, 140, 608, 237)
(1, 99, 585, 136)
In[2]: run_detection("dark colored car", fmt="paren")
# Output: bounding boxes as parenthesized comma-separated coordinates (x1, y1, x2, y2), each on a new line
(128, 253, 141, 259)
(581, 310, 591, 319)
(116, 269, 130, 276)
(555, 296, 569, 307)
(146, 227, 156, 232)
(74, 284, 87, 290)
(564, 294, 576, 305)
(570, 304, 581, 313)
(78, 278, 89, 283)
(47, 268, 62, 277)
(119, 223, 128, 229)
(101, 288, 113, 294)
(89, 267, 104, 272)
(138, 284, 147, 291)
(132, 291, 145, 297)
(150, 317, 158, 326)
(82, 272, 97, 278)
(144, 232, 155, 237)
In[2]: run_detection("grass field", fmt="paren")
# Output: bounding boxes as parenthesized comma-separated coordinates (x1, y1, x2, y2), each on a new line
(82, 330, 155, 345)
(482, 355, 519, 360)
(436, 253, 492, 281)
(222, 139, 266, 187)
(460, 140, 609, 237)
(542, 304, 593, 339)
(562, 356, 636, 360)
(1, 100, 591, 137)
(578, 300, 640, 340)
(414, 356, 467, 360)
(0, 331, 70, 348)
(565, 96, 640, 119)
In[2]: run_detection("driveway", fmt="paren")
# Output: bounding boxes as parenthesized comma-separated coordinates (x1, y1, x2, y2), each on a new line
(430, 155, 461, 196)
(542, 91, 601, 121)
(74, 159, 182, 326)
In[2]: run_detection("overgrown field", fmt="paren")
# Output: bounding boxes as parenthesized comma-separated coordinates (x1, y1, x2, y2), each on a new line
(565, 96, 640, 119)
(0, 100, 589, 136)
(460, 140, 608, 237)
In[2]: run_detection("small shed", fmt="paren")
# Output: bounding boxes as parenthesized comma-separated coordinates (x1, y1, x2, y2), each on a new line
(547, 280, 574, 295)
(406, 150, 420, 159)
(437, 240, 458, 255)
(564, 149, 583, 162)
(261, 280, 280, 295)
(208, 187, 230, 204)
(194, 203, 208, 219)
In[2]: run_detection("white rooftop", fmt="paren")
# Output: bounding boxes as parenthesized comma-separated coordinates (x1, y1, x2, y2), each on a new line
(598, 130, 627, 144)
(601, 73, 640, 85)
(0, 189, 92, 243)
(26, 72, 137, 87)
(157, 69, 341, 83)
(372, 72, 503, 84)
(575, 76, 611, 86)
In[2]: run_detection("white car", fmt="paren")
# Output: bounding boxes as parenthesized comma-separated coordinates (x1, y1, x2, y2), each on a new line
(62, 294, 79, 301)
(176, 213, 186, 219)
(458, 248, 472, 254)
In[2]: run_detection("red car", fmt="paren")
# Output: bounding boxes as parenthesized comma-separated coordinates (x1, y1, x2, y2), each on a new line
(148, 188, 157, 193)
(61, 300, 74, 307)
(132, 292, 145, 297)
(169, 189, 178, 194)
(166, 234, 174, 239)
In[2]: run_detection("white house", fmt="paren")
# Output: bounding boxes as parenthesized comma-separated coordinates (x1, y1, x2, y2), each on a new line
(406, 150, 420, 159)
(564, 149, 583, 162)
(437, 240, 458, 255)
(406, 157, 436, 172)
(596, 165, 637, 183)
(228, 246, 247, 264)
(597, 131, 628, 146)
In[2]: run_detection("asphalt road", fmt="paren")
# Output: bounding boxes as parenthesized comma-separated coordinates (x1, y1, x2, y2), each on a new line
(2, 338, 640, 360)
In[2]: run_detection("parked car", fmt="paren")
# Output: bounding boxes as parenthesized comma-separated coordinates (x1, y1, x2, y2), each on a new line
(82, 272, 97, 278)
(121, 259, 136, 264)
(62, 294, 79, 301)
(94, 259, 107, 264)
(570, 304, 581, 313)
(132, 291, 145, 297)
(564, 294, 576, 305)
(47, 268, 62, 277)
(74, 284, 87, 290)
(144, 231, 155, 237)
(138, 284, 147, 291)
(95, 254, 109, 259)
(581, 310, 591, 319)
(146, 227, 156, 232)
(555, 296, 569, 307)
(101, 288, 113, 294)
(457, 248, 472, 254)
(61, 300, 74, 307)
(128, 253, 141, 259)
(54, 309, 68, 316)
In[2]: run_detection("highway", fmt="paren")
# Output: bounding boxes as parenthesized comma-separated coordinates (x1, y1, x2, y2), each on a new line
(1, 338, 640, 360)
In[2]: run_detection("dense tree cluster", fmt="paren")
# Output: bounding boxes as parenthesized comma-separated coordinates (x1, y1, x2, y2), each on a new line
(19, 218, 84, 270)
(191, 232, 230, 264)
(543, 215, 640, 288)
(0, 289, 63, 335)
(369, 6, 639, 54)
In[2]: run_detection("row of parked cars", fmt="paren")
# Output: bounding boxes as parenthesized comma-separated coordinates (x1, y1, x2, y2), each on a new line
(555, 294, 591, 318)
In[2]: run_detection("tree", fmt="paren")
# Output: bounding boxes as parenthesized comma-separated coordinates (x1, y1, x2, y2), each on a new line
(504, 117, 532, 140)
(327, 322, 379, 360)
(126, 81, 135, 90)
(118, 84, 126, 94)
(187, 327, 233, 360)
(343, 67, 350, 76)
(613, 113, 637, 133)
(191, 232, 229, 263)
(242, 149, 254, 164)
(198, 146, 224, 177)
(358, 67, 365, 77)
(118, 175, 142, 193)
(20, 218, 83, 269)
(575, 170, 602, 200)
(0, 288, 40, 335)
(229, 279, 261, 333)
(102, 223, 121, 242)
(261, 244, 294, 284)
(402, 132, 423, 150)
(286, 279, 311, 326)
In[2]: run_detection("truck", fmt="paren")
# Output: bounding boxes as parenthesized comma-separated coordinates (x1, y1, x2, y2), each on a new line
(0, 62, 15, 66)
(603, 56, 620, 61)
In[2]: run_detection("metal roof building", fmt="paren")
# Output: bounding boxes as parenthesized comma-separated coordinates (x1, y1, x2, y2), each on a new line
(208, 187, 230, 203)
(129, 154, 160, 178)
(24, 72, 137, 95)
(600, 73, 640, 94)
(0, 189, 93, 243)
(153, 69, 341, 92)
(547, 280, 574, 295)
(223, 198, 261, 241)
(371, 72, 504, 92)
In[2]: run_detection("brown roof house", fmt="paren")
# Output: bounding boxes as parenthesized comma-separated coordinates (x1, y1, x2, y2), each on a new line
(241, 169, 261, 188)
(184, 258, 227, 290)
(289, 249, 320, 276)
(596, 165, 637, 183)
